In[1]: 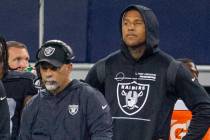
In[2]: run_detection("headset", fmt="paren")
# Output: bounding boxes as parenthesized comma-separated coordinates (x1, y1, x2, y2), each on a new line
(34, 40, 75, 89)
(36, 40, 75, 63)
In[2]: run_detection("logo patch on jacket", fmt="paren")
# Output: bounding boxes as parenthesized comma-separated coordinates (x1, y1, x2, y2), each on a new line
(117, 81, 150, 115)
(68, 105, 79, 115)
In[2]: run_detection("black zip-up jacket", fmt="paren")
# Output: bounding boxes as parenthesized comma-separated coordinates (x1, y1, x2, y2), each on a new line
(0, 80, 10, 140)
(2, 71, 37, 140)
(85, 4, 210, 140)
(19, 79, 112, 140)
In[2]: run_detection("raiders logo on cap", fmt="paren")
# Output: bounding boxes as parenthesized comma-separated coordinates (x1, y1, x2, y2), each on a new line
(44, 47, 55, 57)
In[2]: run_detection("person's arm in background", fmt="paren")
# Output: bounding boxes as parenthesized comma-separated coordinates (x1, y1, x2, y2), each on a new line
(175, 64, 210, 139)
(0, 81, 10, 140)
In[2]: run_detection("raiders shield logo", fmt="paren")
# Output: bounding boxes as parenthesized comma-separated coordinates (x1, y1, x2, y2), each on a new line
(44, 47, 55, 56)
(117, 81, 150, 115)
(68, 105, 79, 115)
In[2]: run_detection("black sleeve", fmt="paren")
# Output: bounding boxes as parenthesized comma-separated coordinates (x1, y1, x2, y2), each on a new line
(24, 78, 37, 97)
(174, 65, 210, 139)
(0, 81, 10, 140)
(85, 87, 112, 140)
(85, 63, 105, 94)
(19, 72, 37, 97)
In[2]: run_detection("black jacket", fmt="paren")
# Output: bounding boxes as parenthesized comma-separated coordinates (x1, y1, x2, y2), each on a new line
(85, 4, 210, 140)
(19, 79, 112, 140)
(2, 71, 37, 140)
(0, 80, 10, 140)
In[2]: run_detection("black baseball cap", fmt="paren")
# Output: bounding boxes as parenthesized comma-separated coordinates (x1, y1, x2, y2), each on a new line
(36, 40, 74, 67)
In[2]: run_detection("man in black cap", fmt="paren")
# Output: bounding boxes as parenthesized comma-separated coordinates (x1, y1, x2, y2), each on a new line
(19, 40, 112, 140)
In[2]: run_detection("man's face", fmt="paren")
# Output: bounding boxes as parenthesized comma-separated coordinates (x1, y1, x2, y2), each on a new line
(40, 62, 72, 94)
(122, 9, 146, 47)
(186, 62, 199, 78)
(8, 47, 29, 71)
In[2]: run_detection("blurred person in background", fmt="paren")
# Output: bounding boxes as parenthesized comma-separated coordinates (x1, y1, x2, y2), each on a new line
(177, 58, 199, 79)
(6, 41, 30, 72)
(0, 36, 37, 140)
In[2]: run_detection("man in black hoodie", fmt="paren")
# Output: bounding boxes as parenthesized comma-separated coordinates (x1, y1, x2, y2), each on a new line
(19, 40, 112, 140)
(85, 4, 210, 140)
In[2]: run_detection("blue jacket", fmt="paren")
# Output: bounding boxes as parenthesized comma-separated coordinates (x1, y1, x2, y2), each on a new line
(19, 79, 112, 140)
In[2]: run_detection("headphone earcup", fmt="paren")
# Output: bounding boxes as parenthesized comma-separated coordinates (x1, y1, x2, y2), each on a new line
(63, 44, 75, 62)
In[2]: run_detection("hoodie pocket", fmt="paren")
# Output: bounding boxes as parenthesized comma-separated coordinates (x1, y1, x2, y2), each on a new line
(31, 119, 51, 140)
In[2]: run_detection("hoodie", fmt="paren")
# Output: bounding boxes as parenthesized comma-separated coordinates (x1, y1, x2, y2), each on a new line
(19, 79, 113, 140)
(85, 4, 210, 140)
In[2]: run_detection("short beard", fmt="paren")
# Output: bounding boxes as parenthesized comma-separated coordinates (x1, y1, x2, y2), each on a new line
(44, 79, 59, 94)
(45, 83, 58, 91)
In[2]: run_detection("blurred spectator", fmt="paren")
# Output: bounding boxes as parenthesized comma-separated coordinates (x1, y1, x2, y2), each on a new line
(6, 41, 30, 72)
(177, 58, 199, 79)
(0, 36, 37, 140)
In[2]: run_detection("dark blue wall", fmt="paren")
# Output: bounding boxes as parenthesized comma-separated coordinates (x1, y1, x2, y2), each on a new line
(0, 0, 39, 62)
(0, 1, 209, 64)
(88, 0, 210, 64)
(44, 0, 88, 62)
(157, 0, 210, 65)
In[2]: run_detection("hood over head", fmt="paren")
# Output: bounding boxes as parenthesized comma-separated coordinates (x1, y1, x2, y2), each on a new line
(120, 4, 159, 58)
